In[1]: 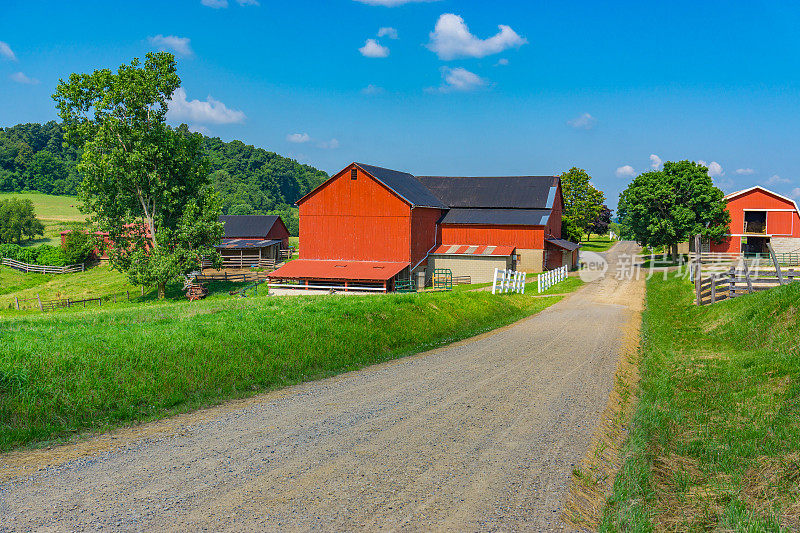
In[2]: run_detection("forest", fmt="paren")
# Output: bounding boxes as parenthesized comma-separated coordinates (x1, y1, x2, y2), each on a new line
(0, 122, 329, 235)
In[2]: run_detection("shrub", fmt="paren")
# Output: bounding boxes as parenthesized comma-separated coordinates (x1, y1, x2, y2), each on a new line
(0, 243, 22, 260)
(36, 245, 67, 266)
(16, 247, 37, 264)
(62, 230, 93, 264)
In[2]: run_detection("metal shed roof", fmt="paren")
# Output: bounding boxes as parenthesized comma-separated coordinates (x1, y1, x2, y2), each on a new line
(416, 176, 558, 209)
(546, 238, 581, 251)
(356, 164, 448, 209)
(439, 208, 551, 226)
(431, 244, 516, 256)
(219, 215, 281, 238)
(216, 238, 281, 250)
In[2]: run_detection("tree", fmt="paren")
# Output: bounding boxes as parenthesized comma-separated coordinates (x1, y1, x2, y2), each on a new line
(0, 198, 44, 244)
(62, 229, 95, 264)
(560, 167, 605, 241)
(586, 205, 612, 241)
(617, 160, 730, 258)
(53, 53, 223, 298)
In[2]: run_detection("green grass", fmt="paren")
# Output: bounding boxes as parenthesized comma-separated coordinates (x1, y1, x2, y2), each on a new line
(601, 273, 800, 531)
(581, 234, 617, 253)
(0, 289, 562, 451)
(0, 192, 88, 246)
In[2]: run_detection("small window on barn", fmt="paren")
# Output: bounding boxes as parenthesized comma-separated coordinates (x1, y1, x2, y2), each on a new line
(351, 169, 358, 180)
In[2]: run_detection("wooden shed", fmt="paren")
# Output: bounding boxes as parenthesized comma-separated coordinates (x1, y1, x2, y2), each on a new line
(215, 215, 290, 269)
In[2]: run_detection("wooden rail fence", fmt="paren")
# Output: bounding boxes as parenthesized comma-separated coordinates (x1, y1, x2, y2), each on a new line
(11, 287, 147, 312)
(193, 271, 271, 283)
(2, 257, 85, 274)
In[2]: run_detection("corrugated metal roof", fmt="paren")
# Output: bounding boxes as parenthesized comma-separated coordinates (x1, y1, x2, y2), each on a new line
(219, 215, 280, 238)
(356, 164, 448, 209)
(268, 259, 409, 281)
(416, 176, 558, 209)
(216, 238, 281, 249)
(440, 208, 551, 226)
(431, 244, 516, 256)
(546, 238, 581, 251)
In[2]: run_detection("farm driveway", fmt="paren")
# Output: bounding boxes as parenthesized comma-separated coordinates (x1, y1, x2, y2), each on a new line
(1, 241, 644, 531)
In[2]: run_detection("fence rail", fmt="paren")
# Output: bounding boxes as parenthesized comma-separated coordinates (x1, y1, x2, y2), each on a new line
(492, 268, 526, 294)
(2, 257, 85, 274)
(538, 265, 568, 293)
(200, 257, 276, 270)
(11, 287, 147, 312)
(194, 271, 271, 283)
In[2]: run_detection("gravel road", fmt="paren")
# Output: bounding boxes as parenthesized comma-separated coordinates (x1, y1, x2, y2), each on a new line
(1, 241, 644, 532)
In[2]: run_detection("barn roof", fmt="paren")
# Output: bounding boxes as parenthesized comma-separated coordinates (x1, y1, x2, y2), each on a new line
(546, 238, 581, 251)
(431, 244, 516, 256)
(216, 238, 281, 250)
(268, 259, 408, 282)
(724, 185, 800, 213)
(439, 208, 551, 226)
(219, 215, 281, 238)
(356, 163, 448, 209)
(416, 176, 559, 209)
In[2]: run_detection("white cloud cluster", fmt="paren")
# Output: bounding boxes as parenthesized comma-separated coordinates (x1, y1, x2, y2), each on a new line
(791, 188, 800, 200)
(649, 154, 662, 169)
(201, 0, 259, 7)
(361, 84, 385, 95)
(148, 35, 193, 57)
(319, 138, 340, 149)
(567, 113, 596, 130)
(0, 41, 16, 61)
(168, 87, 246, 125)
(354, 0, 440, 5)
(377, 27, 398, 39)
(698, 160, 724, 177)
(287, 133, 311, 143)
(427, 13, 526, 60)
(736, 168, 755, 175)
(616, 165, 636, 178)
(10, 72, 38, 85)
(434, 66, 487, 93)
(764, 174, 790, 185)
(359, 38, 390, 58)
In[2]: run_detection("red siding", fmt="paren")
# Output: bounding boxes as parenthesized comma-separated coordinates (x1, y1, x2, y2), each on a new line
(546, 182, 563, 239)
(440, 224, 545, 248)
(725, 188, 800, 237)
(410, 207, 443, 266)
(266, 218, 291, 248)
(299, 165, 413, 262)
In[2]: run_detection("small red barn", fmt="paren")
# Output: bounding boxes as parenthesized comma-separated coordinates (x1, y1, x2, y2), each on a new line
(710, 186, 800, 254)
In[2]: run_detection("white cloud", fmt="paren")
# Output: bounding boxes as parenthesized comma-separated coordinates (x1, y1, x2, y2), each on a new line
(649, 154, 662, 169)
(148, 35, 193, 57)
(287, 133, 311, 143)
(791, 188, 800, 200)
(764, 174, 790, 185)
(427, 13, 527, 60)
(377, 27, 398, 39)
(10, 72, 39, 85)
(319, 138, 340, 149)
(698, 160, 724, 177)
(188, 124, 211, 135)
(616, 165, 636, 178)
(0, 41, 16, 61)
(567, 112, 596, 130)
(736, 168, 755, 175)
(496, 58, 509, 66)
(359, 39, 390, 58)
(354, 0, 441, 5)
(167, 87, 246, 124)
(236, 0, 260, 4)
(361, 84, 385, 95)
(201, 0, 228, 7)
(434, 66, 487, 93)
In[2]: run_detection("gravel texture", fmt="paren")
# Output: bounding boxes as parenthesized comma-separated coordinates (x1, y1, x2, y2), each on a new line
(0, 241, 644, 532)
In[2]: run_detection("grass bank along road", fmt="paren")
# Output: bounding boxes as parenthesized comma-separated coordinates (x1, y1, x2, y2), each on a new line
(1, 242, 644, 531)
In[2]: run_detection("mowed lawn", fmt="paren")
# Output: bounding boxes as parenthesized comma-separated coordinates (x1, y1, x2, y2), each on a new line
(602, 274, 800, 531)
(0, 192, 87, 246)
(0, 288, 563, 451)
(581, 234, 617, 253)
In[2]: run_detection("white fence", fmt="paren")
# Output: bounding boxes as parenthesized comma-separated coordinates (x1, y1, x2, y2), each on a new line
(492, 268, 526, 294)
(1, 257, 85, 274)
(538, 265, 568, 293)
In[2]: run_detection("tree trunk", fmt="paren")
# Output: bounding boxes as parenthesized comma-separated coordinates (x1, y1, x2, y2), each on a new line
(158, 281, 166, 299)
(669, 242, 679, 261)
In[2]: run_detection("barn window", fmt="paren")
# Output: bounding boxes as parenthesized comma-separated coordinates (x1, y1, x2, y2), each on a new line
(351, 169, 358, 180)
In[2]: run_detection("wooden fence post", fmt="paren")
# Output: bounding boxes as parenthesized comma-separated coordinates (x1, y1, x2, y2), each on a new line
(694, 234, 702, 304)
(710, 275, 716, 304)
(741, 259, 754, 294)
(728, 267, 736, 298)
(767, 242, 785, 285)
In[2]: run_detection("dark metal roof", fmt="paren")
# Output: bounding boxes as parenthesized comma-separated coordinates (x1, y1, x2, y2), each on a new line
(416, 176, 558, 209)
(219, 215, 280, 238)
(356, 163, 448, 209)
(216, 238, 281, 250)
(440, 208, 551, 226)
(546, 238, 581, 251)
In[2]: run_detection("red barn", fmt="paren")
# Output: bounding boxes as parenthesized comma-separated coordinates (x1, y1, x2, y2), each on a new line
(710, 186, 800, 255)
(269, 163, 577, 290)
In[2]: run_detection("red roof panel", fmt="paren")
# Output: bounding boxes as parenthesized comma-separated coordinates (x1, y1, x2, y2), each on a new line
(431, 244, 515, 256)
(268, 260, 409, 282)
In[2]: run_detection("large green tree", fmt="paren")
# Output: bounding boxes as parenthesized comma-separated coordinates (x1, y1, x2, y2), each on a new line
(560, 167, 605, 241)
(0, 197, 44, 244)
(53, 52, 223, 298)
(617, 160, 730, 257)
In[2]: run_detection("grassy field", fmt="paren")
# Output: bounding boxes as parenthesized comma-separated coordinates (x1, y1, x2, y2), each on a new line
(0, 288, 564, 451)
(601, 273, 800, 531)
(581, 234, 617, 253)
(0, 192, 87, 246)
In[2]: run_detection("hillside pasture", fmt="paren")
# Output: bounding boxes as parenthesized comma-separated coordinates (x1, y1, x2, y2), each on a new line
(0, 192, 87, 247)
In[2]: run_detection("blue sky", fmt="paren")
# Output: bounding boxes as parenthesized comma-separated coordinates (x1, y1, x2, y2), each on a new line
(2, 0, 800, 208)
